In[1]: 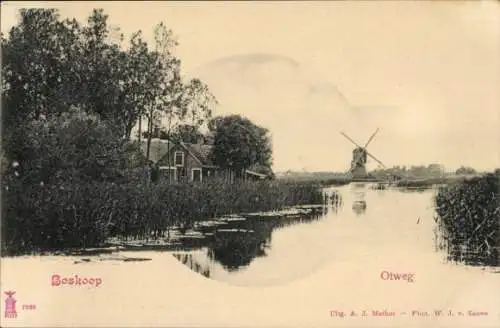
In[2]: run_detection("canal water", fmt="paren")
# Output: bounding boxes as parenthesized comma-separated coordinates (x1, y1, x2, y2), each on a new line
(3, 183, 498, 327)
(172, 183, 445, 286)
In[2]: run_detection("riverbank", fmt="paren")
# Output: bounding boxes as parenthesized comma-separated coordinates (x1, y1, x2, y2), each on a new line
(21, 205, 328, 257)
(1, 179, 326, 257)
(434, 173, 500, 266)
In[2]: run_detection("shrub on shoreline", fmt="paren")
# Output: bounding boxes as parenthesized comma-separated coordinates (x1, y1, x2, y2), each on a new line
(434, 173, 499, 266)
(1, 178, 325, 256)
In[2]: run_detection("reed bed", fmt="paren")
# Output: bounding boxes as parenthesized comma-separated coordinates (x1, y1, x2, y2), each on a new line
(434, 173, 500, 266)
(1, 178, 325, 256)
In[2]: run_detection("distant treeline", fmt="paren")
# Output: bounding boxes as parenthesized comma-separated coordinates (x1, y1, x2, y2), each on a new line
(278, 164, 486, 182)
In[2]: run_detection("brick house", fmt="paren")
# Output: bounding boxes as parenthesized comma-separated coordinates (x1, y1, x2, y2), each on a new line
(139, 138, 268, 183)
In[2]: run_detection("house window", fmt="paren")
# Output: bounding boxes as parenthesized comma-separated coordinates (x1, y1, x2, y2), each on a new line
(174, 151, 184, 166)
(159, 166, 177, 181)
(192, 168, 202, 182)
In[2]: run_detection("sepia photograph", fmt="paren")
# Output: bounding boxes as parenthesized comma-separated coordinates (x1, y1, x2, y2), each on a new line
(1, 1, 499, 327)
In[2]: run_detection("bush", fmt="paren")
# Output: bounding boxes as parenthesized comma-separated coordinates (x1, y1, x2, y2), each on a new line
(1, 107, 143, 255)
(434, 173, 500, 266)
(9, 107, 141, 186)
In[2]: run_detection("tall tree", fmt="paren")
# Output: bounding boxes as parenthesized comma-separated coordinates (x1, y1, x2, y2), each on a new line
(146, 23, 217, 172)
(179, 78, 216, 128)
(170, 124, 204, 144)
(1, 9, 85, 163)
(210, 115, 273, 177)
(1, 8, 217, 176)
(142, 22, 182, 161)
(2, 9, 73, 124)
(120, 31, 151, 139)
(1, 9, 143, 150)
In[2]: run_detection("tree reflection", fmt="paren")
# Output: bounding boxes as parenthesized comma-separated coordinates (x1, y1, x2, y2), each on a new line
(172, 253, 211, 278)
(207, 220, 275, 271)
(172, 197, 345, 275)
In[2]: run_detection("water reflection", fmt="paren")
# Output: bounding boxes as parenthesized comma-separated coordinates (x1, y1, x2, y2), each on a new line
(352, 189, 367, 215)
(325, 190, 343, 213)
(170, 183, 492, 285)
(172, 202, 339, 277)
(173, 253, 211, 278)
(352, 200, 367, 215)
(207, 219, 275, 271)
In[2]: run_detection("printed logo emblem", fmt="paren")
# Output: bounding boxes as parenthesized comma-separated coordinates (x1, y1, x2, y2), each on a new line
(4, 291, 17, 319)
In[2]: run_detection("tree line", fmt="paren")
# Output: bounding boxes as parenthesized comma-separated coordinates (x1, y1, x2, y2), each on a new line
(1, 8, 274, 183)
(371, 164, 483, 179)
(371, 164, 446, 179)
(0, 8, 278, 255)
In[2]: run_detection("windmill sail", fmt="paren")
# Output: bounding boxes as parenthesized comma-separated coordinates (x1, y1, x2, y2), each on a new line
(340, 128, 387, 180)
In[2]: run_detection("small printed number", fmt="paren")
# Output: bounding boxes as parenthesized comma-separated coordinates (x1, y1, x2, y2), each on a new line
(22, 304, 36, 310)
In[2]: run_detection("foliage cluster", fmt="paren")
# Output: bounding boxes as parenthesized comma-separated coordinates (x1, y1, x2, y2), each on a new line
(435, 173, 500, 266)
(1, 8, 216, 163)
(2, 176, 324, 255)
(1, 9, 282, 256)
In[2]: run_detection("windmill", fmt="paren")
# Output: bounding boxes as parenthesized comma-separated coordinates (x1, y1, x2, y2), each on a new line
(339, 128, 387, 179)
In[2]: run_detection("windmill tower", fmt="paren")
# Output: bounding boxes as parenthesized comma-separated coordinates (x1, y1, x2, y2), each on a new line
(351, 147, 368, 177)
(340, 128, 387, 179)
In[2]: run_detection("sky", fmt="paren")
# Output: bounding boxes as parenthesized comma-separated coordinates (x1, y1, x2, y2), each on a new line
(2, 1, 499, 172)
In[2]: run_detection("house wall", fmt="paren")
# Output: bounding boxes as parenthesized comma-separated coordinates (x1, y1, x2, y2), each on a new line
(157, 144, 206, 182)
(154, 144, 264, 183)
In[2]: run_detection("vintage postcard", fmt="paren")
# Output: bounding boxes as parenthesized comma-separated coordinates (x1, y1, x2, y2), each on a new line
(1, 1, 499, 327)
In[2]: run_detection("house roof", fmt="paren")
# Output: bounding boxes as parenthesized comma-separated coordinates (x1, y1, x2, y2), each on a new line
(139, 138, 215, 166)
(139, 139, 175, 164)
(138, 138, 270, 177)
(184, 143, 215, 167)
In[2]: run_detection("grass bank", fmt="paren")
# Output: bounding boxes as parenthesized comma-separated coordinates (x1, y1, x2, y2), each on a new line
(1, 178, 325, 256)
(277, 176, 351, 187)
(395, 175, 475, 188)
(434, 172, 500, 266)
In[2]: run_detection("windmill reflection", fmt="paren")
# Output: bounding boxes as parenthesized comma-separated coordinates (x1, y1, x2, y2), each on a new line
(352, 190, 367, 215)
